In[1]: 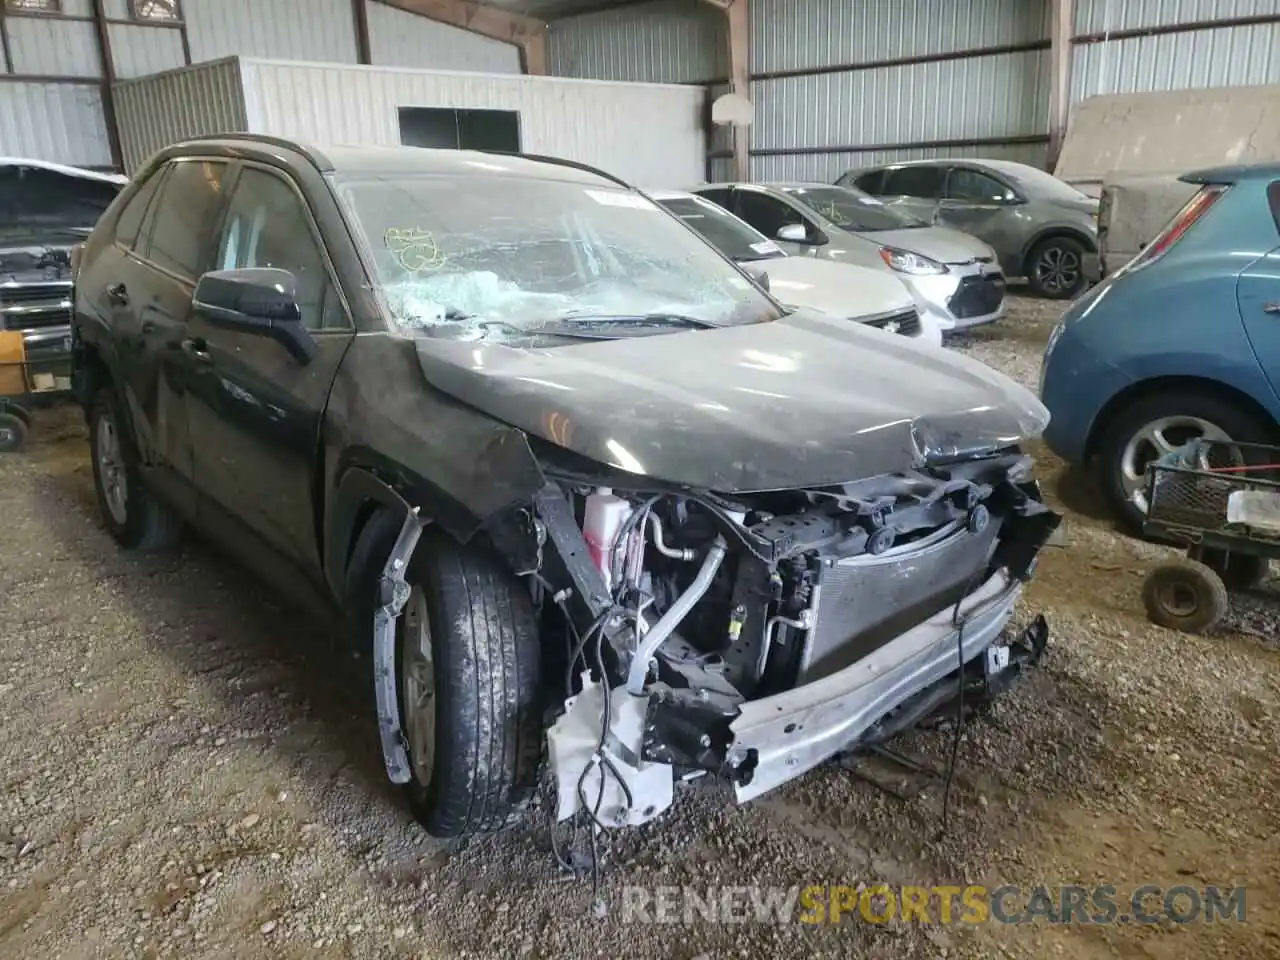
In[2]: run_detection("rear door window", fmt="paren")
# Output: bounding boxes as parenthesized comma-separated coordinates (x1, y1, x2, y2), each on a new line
(945, 168, 1017, 203)
(882, 165, 943, 200)
(143, 159, 229, 281)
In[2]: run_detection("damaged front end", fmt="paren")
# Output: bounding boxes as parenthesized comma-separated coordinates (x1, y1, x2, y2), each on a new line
(451, 444, 1061, 830)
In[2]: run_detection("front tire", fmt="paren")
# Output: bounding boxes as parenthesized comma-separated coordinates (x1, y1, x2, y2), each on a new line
(1027, 236, 1088, 299)
(1095, 391, 1274, 534)
(347, 516, 543, 839)
(87, 387, 182, 551)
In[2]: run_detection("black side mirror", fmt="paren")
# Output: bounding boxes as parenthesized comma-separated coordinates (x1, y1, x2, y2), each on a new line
(192, 267, 316, 365)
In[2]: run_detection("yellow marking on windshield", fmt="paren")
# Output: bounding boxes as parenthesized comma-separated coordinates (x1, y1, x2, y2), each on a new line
(384, 227, 446, 273)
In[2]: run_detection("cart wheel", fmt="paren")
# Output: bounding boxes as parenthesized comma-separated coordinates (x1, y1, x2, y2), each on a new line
(1199, 549, 1271, 591)
(0, 412, 27, 453)
(1142, 558, 1229, 634)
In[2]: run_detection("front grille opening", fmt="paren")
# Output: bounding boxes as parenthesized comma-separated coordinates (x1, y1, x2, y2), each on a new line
(864, 308, 922, 337)
(947, 275, 1004, 319)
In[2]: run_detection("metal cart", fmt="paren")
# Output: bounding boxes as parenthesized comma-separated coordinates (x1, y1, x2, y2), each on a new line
(1141, 439, 1280, 633)
(0, 328, 74, 453)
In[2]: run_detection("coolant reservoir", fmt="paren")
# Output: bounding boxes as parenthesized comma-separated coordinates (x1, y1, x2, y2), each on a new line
(583, 487, 632, 592)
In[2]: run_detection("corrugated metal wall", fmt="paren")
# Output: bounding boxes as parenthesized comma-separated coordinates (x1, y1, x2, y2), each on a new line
(1071, 0, 1280, 103)
(184, 0, 359, 65)
(113, 58, 248, 172)
(0, 0, 110, 165)
(366, 1, 521, 73)
(0, 82, 113, 166)
(548, 0, 725, 83)
(236, 59, 705, 187)
(746, 0, 1052, 182)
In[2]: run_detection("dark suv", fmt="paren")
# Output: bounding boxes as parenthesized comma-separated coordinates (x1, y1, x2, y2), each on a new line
(72, 135, 1059, 839)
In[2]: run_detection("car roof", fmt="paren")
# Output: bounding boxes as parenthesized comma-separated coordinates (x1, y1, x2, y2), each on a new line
(648, 188, 697, 201)
(161, 135, 627, 188)
(698, 181, 833, 192)
(0, 156, 128, 185)
(1183, 162, 1280, 184)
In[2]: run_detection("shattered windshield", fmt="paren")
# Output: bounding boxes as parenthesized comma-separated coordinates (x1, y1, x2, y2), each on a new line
(333, 172, 782, 343)
(656, 195, 785, 262)
(780, 185, 927, 231)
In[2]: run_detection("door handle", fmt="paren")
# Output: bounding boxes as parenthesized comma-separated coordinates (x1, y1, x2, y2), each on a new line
(1264, 302, 1280, 314)
(106, 282, 129, 306)
(180, 337, 212, 363)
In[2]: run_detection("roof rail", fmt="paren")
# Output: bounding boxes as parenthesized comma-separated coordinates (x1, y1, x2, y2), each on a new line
(480, 149, 633, 190)
(175, 133, 333, 171)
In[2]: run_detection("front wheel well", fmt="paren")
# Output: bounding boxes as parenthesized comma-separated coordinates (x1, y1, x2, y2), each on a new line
(1021, 229, 1097, 275)
(1083, 375, 1280, 462)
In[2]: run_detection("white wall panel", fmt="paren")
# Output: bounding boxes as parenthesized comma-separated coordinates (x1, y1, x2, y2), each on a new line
(366, 1, 521, 73)
(1070, 22, 1280, 103)
(753, 0, 1050, 74)
(184, 0, 358, 65)
(5, 15, 100, 78)
(238, 59, 706, 188)
(548, 0, 725, 83)
(0, 81, 112, 166)
(108, 22, 187, 79)
(1075, 0, 1280, 33)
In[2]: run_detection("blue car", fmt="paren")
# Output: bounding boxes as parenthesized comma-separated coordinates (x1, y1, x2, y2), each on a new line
(1039, 163, 1280, 532)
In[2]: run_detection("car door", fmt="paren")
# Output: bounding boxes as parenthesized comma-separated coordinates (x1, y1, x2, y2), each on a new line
(94, 158, 229, 516)
(879, 165, 944, 224)
(936, 166, 1018, 249)
(731, 188, 824, 256)
(184, 162, 356, 582)
(1237, 215, 1280, 401)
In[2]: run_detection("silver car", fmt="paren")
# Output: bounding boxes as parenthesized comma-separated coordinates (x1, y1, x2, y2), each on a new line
(838, 159, 1100, 300)
(649, 189, 944, 347)
(693, 181, 1006, 332)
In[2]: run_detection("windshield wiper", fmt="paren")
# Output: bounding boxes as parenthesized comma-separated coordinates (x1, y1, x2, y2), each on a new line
(553, 312, 720, 330)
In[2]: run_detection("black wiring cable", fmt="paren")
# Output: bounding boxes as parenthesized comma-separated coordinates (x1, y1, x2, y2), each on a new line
(937, 533, 994, 840)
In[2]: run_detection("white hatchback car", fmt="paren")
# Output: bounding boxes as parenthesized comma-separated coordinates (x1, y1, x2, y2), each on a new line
(651, 190, 944, 347)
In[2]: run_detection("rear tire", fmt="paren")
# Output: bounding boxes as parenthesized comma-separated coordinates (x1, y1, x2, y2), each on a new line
(1095, 391, 1275, 535)
(1027, 236, 1088, 299)
(88, 387, 182, 551)
(347, 516, 543, 838)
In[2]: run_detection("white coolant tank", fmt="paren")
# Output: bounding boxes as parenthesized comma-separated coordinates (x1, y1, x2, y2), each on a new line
(583, 487, 632, 591)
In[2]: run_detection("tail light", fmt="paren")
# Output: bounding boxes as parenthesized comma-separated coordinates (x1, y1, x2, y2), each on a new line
(1125, 185, 1226, 272)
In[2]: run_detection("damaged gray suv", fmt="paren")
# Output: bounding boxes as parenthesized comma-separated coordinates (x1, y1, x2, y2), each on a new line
(71, 136, 1060, 838)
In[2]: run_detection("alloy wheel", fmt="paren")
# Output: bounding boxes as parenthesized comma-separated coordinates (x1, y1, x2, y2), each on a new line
(401, 588, 436, 786)
(1119, 415, 1233, 514)
(1034, 244, 1082, 296)
(96, 413, 129, 525)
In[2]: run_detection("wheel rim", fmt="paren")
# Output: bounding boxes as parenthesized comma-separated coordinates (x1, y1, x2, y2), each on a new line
(96, 412, 129, 525)
(401, 588, 436, 786)
(1034, 244, 1081, 294)
(0, 425, 14, 446)
(1119, 416, 1233, 514)
(1155, 580, 1199, 619)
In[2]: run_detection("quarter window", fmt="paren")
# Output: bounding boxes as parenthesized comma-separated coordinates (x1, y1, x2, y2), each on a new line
(215, 167, 344, 331)
(145, 159, 228, 281)
(114, 167, 167, 251)
(946, 168, 1017, 203)
(882, 166, 943, 200)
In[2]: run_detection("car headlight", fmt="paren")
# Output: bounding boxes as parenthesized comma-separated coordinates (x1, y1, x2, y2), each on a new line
(879, 246, 948, 275)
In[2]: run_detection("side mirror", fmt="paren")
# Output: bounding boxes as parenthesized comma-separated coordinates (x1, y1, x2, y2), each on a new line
(776, 223, 809, 244)
(192, 267, 316, 365)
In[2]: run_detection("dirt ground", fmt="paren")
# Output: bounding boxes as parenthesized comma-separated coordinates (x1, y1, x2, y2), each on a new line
(1, 297, 1277, 960)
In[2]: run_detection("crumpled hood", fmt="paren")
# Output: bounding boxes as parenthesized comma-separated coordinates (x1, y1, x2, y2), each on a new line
(414, 309, 1048, 491)
(755, 257, 913, 319)
(860, 225, 996, 265)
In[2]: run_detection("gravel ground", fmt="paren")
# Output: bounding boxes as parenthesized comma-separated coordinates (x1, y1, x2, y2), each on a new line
(2, 296, 1278, 959)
